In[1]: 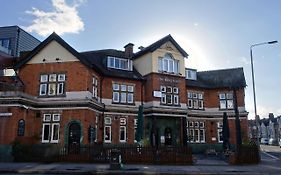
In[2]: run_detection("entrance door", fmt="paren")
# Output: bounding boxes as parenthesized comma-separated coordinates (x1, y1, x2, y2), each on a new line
(68, 123, 81, 154)
(164, 127, 172, 145)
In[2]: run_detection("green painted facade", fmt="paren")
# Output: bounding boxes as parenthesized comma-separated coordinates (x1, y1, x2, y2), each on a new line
(144, 116, 181, 146)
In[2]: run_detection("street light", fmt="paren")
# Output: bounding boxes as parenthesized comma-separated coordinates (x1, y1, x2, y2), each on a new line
(250, 40, 278, 147)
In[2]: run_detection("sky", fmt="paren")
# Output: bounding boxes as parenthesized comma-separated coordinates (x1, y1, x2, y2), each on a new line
(1, 0, 281, 119)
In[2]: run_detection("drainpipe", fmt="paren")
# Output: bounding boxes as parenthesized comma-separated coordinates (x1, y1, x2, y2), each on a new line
(99, 76, 105, 145)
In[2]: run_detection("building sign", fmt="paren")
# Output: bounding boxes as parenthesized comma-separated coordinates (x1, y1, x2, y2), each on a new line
(0, 113, 12, 117)
(153, 91, 162, 98)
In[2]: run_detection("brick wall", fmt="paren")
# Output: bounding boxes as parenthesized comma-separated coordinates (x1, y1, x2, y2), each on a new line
(19, 61, 100, 96)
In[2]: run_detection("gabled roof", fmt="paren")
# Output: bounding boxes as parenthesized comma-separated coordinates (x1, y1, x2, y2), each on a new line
(80, 50, 144, 80)
(133, 34, 188, 58)
(14, 32, 91, 69)
(186, 67, 247, 89)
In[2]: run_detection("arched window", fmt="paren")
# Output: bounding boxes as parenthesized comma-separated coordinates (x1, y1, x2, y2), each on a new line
(17, 119, 25, 136)
(158, 53, 179, 74)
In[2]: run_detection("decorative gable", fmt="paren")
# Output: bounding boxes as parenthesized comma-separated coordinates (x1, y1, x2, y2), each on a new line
(26, 40, 79, 64)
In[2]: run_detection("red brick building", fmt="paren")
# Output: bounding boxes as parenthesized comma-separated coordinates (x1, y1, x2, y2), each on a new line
(0, 33, 248, 153)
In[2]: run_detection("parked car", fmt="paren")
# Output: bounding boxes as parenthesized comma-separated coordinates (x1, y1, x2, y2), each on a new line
(261, 138, 269, 145)
(269, 138, 278, 146)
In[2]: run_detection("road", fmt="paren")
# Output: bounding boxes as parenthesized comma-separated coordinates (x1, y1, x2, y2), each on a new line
(261, 144, 281, 160)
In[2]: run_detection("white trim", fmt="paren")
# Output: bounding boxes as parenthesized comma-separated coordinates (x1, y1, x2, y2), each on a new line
(104, 126, 112, 143)
(50, 123, 60, 143)
(42, 123, 50, 143)
(43, 114, 51, 122)
(119, 126, 127, 142)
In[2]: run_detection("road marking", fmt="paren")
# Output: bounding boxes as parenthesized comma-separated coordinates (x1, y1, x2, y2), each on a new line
(262, 151, 279, 160)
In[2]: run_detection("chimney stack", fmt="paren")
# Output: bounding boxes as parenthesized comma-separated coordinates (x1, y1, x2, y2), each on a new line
(124, 43, 134, 58)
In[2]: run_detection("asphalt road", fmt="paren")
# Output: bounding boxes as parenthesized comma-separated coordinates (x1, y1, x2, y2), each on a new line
(261, 144, 281, 160)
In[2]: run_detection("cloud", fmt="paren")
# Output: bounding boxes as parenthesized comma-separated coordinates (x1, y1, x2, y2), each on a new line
(25, 0, 85, 37)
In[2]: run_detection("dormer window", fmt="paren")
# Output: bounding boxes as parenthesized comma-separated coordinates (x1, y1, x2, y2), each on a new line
(107, 56, 133, 71)
(158, 53, 179, 74)
(185, 69, 197, 80)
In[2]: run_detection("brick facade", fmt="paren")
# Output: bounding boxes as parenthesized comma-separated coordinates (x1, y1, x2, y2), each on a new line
(0, 33, 248, 150)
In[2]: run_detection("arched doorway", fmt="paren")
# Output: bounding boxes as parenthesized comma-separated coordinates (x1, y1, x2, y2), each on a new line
(164, 127, 172, 145)
(68, 122, 81, 154)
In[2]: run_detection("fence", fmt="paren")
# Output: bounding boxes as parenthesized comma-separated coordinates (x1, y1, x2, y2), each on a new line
(229, 142, 260, 164)
(12, 143, 193, 165)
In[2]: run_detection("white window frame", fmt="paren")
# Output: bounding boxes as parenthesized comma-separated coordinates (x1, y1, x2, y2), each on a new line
(43, 114, 52, 122)
(48, 83, 56, 96)
(104, 117, 112, 125)
(119, 126, 127, 142)
(39, 84, 47, 96)
(40, 75, 48, 82)
(58, 74, 65, 81)
(120, 118, 126, 125)
(188, 99, 193, 108)
(199, 129, 205, 142)
(113, 92, 119, 102)
(104, 126, 112, 143)
(174, 95, 179, 105)
(57, 83, 64, 95)
(127, 93, 134, 104)
(50, 123, 60, 143)
(42, 123, 51, 143)
(52, 114, 60, 121)
(120, 92, 127, 103)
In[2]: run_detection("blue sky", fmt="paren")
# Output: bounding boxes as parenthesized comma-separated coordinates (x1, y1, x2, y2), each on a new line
(1, 0, 281, 119)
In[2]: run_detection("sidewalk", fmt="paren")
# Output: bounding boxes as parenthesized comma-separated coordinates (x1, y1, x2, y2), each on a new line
(0, 161, 280, 175)
(0, 153, 279, 175)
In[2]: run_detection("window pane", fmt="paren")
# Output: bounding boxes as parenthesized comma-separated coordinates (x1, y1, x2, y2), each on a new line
(49, 74, 57, 82)
(219, 93, 226, 99)
(40, 84, 47, 95)
(226, 93, 233, 99)
(193, 100, 199, 109)
(166, 94, 172, 104)
(161, 94, 166, 103)
(167, 86, 172, 93)
(120, 85, 127, 91)
(120, 126, 126, 142)
(163, 59, 168, 71)
(198, 100, 204, 109)
(200, 129, 205, 142)
(113, 84, 119, 91)
(158, 58, 163, 71)
(120, 118, 126, 125)
(189, 129, 194, 142)
(227, 100, 234, 109)
(173, 87, 178, 94)
(104, 117, 112, 124)
(160, 86, 166, 92)
(42, 124, 50, 142)
(174, 95, 179, 105)
(174, 60, 179, 73)
(113, 92, 119, 102)
(104, 126, 111, 142)
(58, 74, 65, 81)
(198, 93, 203, 99)
(128, 93, 134, 103)
(48, 83, 56, 95)
(220, 100, 227, 109)
(108, 57, 114, 67)
(57, 83, 64, 95)
(120, 59, 126, 69)
(40, 75, 48, 82)
(168, 59, 173, 72)
(115, 59, 120, 68)
(53, 114, 60, 121)
(121, 92, 127, 103)
(193, 93, 198, 98)
(127, 85, 134, 92)
(51, 124, 60, 142)
(195, 129, 199, 142)
(187, 92, 192, 98)
(17, 119, 25, 136)
(43, 114, 52, 121)
(188, 99, 193, 108)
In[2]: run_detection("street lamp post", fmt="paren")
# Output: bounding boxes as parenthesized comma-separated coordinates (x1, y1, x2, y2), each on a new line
(250, 40, 278, 147)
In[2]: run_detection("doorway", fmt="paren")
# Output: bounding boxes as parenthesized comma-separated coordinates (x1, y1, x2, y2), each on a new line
(68, 122, 81, 154)
(164, 127, 172, 145)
